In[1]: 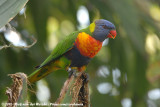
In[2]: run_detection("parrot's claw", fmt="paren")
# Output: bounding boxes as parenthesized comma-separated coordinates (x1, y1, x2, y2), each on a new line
(68, 69, 77, 78)
(82, 73, 89, 83)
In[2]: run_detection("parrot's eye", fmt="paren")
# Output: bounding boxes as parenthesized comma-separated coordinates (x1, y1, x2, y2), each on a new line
(102, 25, 109, 29)
(102, 25, 115, 30)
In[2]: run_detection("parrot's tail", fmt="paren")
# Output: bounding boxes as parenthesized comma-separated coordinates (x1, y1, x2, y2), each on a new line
(28, 65, 62, 83)
(28, 56, 70, 83)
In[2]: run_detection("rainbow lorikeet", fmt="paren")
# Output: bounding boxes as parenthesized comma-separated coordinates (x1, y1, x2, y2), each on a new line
(28, 19, 116, 83)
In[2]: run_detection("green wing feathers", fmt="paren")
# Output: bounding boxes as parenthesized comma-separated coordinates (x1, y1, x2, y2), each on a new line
(39, 31, 79, 67)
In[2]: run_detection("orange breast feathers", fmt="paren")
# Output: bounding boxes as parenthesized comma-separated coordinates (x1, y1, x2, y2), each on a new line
(75, 32, 102, 58)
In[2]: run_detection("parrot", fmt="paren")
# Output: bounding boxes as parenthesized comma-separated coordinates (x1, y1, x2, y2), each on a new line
(28, 19, 116, 83)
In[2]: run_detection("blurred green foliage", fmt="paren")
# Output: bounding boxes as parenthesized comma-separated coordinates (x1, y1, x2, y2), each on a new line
(0, 0, 160, 107)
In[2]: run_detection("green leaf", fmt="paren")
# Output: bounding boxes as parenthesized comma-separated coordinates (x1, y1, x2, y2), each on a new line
(0, 0, 29, 28)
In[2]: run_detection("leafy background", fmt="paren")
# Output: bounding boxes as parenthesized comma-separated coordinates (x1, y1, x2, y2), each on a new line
(0, 0, 160, 107)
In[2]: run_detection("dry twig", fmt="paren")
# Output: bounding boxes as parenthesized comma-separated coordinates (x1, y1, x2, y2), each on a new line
(6, 73, 28, 107)
(55, 72, 90, 107)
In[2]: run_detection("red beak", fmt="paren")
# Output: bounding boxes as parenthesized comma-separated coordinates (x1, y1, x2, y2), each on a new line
(107, 30, 117, 39)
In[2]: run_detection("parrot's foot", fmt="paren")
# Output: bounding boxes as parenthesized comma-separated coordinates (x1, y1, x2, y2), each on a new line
(84, 73, 89, 83)
(67, 68, 77, 78)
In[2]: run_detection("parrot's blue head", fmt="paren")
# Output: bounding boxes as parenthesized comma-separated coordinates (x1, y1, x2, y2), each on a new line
(90, 19, 117, 42)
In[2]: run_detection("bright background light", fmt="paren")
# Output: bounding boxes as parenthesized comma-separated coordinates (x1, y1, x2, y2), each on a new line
(97, 82, 112, 94)
(36, 80, 50, 103)
(121, 98, 132, 107)
(4, 30, 27, 46)
(148, 88, 160, 100)
(77, 6, 90, 29)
